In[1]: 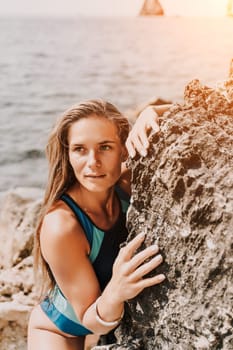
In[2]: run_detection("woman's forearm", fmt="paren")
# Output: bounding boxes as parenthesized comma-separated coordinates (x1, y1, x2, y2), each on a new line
(149, 103, 172, 116)
(81, 290, 124, 335)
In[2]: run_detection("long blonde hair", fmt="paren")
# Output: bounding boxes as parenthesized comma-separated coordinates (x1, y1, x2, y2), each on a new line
(34, 99, 130, 292)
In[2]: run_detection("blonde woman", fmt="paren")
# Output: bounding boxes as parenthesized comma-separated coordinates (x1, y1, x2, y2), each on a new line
(28, 100, 169, 350)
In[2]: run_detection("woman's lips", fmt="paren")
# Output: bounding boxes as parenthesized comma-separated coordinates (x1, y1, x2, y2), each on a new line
(85, 174, 106, 178)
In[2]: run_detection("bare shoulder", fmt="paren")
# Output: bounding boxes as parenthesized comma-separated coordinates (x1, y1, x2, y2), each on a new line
(40, 200, 89, 263)
(41, 200, 78, 237)
(39, 200, 100, 311)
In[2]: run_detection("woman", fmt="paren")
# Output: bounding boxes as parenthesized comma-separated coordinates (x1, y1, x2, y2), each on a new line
(28, 99, 169, 350)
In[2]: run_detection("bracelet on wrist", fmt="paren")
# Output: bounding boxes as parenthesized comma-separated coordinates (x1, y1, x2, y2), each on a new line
(95, 297, 124, 327)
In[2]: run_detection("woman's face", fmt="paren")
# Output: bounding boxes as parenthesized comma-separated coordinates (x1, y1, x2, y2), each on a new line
(68, 115, 127, 193)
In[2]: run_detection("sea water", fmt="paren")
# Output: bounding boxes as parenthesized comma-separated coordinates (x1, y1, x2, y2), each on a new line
(0, 16, 232, 192)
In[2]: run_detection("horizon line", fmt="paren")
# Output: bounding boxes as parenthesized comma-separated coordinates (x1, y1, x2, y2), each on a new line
(0, 13, 229, 18)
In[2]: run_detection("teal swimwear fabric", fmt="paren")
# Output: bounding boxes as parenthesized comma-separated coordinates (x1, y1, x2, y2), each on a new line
(40, 187, 129, 336)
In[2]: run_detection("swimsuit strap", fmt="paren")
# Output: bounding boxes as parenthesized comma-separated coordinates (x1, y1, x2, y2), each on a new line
(60, 187, 130, 248)
(60, 194, 93, 246)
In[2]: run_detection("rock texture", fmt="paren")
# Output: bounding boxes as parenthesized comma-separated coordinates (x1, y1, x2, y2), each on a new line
(0, 188, 42, 350)
(93, 65, 233, 349)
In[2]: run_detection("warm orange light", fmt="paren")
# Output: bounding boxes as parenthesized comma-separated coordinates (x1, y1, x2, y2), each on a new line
(161, 0, 227, 17)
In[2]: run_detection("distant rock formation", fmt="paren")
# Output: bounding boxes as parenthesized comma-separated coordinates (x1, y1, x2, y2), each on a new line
(92, 61, 233, 349)
(139, 0, 164, 16)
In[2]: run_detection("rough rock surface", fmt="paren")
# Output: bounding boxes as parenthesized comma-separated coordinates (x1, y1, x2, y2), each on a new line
(0, 188, 42, 350)
(93, 67, 233, 349)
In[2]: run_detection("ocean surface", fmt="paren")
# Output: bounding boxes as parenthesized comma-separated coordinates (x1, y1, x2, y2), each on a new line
(0, 16, 233, 193)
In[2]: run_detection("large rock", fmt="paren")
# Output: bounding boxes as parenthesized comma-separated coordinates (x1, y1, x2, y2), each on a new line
(93, 65, 233, 349)
(0, 257, 36, 350)
(0, 187, 42, 269)
(0, 188, 42, 350)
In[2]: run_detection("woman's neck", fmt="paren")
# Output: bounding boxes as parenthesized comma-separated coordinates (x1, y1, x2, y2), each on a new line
(69, 183, 116, 217)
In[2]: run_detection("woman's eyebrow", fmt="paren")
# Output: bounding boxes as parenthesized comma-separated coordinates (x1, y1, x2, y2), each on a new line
(70, 140, 116, 148)
(70, 142, 84, 146)
(99, 140, 116, 144)
(69, 143, 84, 149)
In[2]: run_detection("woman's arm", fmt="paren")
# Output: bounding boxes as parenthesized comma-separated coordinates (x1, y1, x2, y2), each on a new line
(126, 104, 171, 158)
(41, 203, 165, 335)
(82, 232, 165, 334)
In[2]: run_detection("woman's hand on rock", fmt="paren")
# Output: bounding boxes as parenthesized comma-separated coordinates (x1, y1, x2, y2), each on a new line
(108, 232, 165, 303)
(126, 106, 160, 158)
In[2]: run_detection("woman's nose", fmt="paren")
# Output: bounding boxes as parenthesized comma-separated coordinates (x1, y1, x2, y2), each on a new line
(87, 150, 101, 167)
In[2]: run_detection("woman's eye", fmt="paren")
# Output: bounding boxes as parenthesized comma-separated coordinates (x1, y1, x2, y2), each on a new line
(75, 147, 85, 153)
(100, 145, 111, 151)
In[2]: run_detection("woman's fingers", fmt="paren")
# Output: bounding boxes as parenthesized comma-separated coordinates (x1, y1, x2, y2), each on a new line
(119, 237, 164, 278)
(130, 253, 163, 281)
(128, 131, 145, 155)
(125, 137, 136, 158)
(125, 108, 160, 158)
(126, 130, 148, 157)
(137, 129, 149, 151)
(147, 115, 160, 133)
(119, 232, 146, 261)
(135, 116, 160, 152)
(137, 273, 166, 289)
(129, 244, 159, 271)
(112, 235, 165, 301)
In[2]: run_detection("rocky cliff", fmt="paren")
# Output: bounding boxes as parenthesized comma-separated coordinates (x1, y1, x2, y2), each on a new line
(94, 63, 233, 349)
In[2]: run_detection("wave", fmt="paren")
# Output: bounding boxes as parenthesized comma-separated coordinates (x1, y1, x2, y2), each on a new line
(0, 149, 45, 166)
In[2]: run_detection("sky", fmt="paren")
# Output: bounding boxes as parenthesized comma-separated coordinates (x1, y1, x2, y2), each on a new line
(0, 0, 229, 17)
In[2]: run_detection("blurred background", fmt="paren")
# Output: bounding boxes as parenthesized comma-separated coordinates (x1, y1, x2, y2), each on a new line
(0, 0, 232, 192)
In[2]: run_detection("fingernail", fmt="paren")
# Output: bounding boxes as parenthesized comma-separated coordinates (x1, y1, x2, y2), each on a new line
(155, 254, 162, 261)
(130, 150, 136, 158)
(158, 274, 166, 281)
(151, 245, 159, 252)
(141, 149, 147, 157)
(138, 232, 146, 239)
